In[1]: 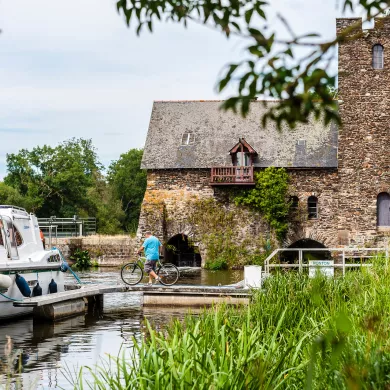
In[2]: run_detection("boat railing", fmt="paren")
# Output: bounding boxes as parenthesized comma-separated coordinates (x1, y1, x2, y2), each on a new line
(0, 205, 28, 212)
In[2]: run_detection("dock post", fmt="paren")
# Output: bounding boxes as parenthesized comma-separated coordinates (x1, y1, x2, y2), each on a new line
(87, 294, 103, 315)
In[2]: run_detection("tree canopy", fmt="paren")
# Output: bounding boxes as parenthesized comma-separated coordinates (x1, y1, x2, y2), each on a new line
(107, 149, 147, 233)
(1, 139, 146, 234)
(116, 0, 388, 128)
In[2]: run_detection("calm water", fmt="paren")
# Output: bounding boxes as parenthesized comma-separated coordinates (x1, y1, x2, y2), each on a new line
(0, 268, 243, 389)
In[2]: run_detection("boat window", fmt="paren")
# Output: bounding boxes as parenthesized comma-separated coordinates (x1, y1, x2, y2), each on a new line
(0, 224, 4, 246)
(15, 228, 23, 246)
(1, 217, 20, 259)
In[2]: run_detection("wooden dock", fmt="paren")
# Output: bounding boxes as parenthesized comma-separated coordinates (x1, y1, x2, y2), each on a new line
(13, 284, 250, 321)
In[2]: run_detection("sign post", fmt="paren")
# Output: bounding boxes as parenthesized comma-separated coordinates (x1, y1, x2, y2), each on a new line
(309, 260, 334, 278)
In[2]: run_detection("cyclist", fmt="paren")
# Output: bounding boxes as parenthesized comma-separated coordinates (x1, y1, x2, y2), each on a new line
(137, 231, 163, 285)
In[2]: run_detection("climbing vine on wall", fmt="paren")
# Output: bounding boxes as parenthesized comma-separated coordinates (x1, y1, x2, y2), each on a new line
(187, 199, 250, 269)
(186, 198, 275, 269)
(234, 167, 290, 242)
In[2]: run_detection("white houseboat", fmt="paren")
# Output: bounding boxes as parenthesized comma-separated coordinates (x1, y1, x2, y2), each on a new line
(0, 205, 65, 320)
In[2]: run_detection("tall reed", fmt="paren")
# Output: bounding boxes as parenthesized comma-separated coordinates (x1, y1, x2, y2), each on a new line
(75, 255, 390, 389)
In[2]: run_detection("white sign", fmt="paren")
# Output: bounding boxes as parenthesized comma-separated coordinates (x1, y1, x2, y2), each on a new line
(309, 260, 334, 278)
(244, 265, 262, 288)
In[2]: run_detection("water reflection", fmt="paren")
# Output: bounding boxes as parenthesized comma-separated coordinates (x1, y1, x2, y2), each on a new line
(0, 268, 242, 389)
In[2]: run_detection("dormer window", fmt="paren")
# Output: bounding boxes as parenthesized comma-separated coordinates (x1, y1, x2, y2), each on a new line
(181, 131, 195, 145)
(229, 138, 257, 166)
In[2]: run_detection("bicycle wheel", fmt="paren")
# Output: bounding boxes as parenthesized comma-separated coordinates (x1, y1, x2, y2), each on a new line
(121, 262, 143, 285)
(157, 263, 179, 286)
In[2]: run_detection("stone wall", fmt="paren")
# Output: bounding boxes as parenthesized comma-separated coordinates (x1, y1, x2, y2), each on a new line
(136, 18, 390, 264)
(287, 169, 340, 247)
(337, 18, 390, 247)
(53, 235, 139, 267)
(137, 169, 270, 266)
(138, 164, 389, 266)
(137, 168, 348, 266)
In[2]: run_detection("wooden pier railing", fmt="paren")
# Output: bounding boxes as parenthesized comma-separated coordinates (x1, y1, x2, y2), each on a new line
(210, 166, 255, 185)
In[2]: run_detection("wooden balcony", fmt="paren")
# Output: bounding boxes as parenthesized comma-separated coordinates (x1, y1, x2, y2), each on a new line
(210, 166, 255, 186)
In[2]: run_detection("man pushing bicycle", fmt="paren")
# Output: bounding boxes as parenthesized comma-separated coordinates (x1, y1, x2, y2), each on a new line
(137, 231, 163, 285)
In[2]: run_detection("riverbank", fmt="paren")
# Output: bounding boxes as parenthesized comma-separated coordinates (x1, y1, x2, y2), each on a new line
(75, 256, 390, 389)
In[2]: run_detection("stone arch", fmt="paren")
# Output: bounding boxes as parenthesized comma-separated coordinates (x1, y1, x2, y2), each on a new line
(281, 238, 331, 263)
(164, 233, 202, 267)
(284, 229, 333, 249)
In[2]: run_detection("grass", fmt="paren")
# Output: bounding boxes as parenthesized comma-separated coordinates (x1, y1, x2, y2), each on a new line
(73, 255, 390, 389)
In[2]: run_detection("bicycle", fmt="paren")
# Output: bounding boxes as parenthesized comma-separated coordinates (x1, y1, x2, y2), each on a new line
(121, 255, 180, 286)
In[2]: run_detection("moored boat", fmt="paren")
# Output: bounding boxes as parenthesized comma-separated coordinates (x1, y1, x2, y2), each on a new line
(0, 205, 64, 320)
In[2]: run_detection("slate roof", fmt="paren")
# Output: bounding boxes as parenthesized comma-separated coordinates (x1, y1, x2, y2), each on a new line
(141, 101, 338, 169)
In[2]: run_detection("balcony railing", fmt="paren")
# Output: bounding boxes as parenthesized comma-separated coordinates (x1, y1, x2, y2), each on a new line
(210, 166, 255, 185)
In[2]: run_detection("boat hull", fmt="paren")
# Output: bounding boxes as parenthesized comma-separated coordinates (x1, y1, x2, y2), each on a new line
(0, 270, 65, 320)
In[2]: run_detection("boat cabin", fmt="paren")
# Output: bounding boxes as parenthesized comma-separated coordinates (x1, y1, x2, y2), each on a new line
(0, 205, 45, 262)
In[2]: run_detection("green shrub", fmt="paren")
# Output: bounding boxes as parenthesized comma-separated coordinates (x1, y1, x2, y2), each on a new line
(70, 249, 92, 269)
(204, 258, 229, 270)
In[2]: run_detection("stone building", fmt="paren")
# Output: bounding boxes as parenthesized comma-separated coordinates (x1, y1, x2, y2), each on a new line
(138, 17, 390, 267)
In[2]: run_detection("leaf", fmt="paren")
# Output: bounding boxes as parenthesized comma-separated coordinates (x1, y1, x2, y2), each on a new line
(245, 9, 254, 24)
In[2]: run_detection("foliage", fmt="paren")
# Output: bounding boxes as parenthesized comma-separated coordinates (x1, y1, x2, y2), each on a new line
(70, 249, 92, 269)
(204, 257, 228, 271)
(4, 138, 101, 217)
(116, 0, 388, 128)
(0, 182, 37, 211)
(245, 237, 274, 267)
(107, 149, 147, 234)
(235, 167, 290, 241)
(2, 140, 147, 235)
(187, 198, 251, 268)
(87, 172, 125, 234)
(75, 256, 390, 389)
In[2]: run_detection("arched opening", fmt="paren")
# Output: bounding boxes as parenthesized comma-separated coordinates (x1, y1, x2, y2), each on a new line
(281, 238, 331, 263)
(377, 192, 390, 227)
(373, 44, 384, 69)
(164, 234, 202, 267)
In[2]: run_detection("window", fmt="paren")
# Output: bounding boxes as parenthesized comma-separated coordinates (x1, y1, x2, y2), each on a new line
(373, 44, 384, 69)
(229, 138, 257, 167)
(308, 196, 318, 219)
(234, 152, 251, 166)
(181, 131, 195, 145)
(15, 228, 23, 246)
(377, 192, 390, 227)
(290, 196, 299, 210)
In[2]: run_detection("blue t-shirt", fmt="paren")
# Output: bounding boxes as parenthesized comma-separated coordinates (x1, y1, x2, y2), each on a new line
(142, 236, 161, 260)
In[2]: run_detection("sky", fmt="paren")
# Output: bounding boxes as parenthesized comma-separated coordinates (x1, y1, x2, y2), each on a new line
(0, 0, 357, 179)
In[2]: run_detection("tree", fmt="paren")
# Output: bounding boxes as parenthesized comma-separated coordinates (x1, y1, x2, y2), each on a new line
(0, 182, 36, 211)
(87, 172, 126, 234)
(116, 0, 388, 128)
(107, 149, 147, 233)
(4, 138, 102, 218)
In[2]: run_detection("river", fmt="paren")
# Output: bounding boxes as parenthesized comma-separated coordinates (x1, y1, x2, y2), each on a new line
(0, 268, 243, 389)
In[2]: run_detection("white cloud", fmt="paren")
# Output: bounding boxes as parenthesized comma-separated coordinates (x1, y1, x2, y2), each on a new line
(0, 0, 352, 179)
